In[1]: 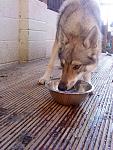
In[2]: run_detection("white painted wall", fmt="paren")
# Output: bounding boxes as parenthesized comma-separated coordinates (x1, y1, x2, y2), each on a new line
(46, 9, 57, 57)
(28, 0, 57, 60)
(0, 0, 19, 66)
(0, 0, 57, 67)
(28, 0, 47, 60)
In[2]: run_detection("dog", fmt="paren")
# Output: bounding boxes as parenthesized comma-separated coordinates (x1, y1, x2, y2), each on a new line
(38, 0, 102, 91)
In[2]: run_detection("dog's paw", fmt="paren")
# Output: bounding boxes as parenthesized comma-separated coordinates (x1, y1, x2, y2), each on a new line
(38, 77, 46, 85)
(38, 76, 50, 85)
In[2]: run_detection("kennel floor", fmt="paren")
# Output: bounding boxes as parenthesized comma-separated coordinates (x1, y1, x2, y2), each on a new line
(0, 54, 113, 150)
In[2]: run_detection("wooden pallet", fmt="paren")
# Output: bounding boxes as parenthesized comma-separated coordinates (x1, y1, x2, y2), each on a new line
(0, 54, 113, 150)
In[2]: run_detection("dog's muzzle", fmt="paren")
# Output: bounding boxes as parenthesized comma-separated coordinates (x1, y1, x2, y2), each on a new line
(58, 81, 67, 91)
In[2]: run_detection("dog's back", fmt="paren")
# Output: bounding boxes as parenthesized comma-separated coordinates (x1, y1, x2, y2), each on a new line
(57, 0, 101, 46)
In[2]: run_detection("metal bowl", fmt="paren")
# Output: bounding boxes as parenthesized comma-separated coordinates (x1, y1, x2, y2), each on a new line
(45, 78, 94, 106)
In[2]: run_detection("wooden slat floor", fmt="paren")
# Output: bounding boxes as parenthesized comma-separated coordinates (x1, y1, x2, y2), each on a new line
(0, 54, 113, 150)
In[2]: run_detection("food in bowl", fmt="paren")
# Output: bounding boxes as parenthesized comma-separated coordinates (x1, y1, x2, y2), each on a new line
(45, 79, 94, 105)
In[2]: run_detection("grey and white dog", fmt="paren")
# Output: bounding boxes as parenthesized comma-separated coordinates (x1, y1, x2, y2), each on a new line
(38, 0, 102, 91)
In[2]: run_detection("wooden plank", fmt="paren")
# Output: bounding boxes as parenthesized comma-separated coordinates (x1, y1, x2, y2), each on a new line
(0, 54, 113, 149)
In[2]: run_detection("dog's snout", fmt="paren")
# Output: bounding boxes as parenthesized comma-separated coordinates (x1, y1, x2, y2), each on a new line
(58, 82, 67, 91)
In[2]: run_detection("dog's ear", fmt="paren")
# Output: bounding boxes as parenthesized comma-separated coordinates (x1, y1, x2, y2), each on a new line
(84, 26, 98, 49)
(60, 26, 69, 44)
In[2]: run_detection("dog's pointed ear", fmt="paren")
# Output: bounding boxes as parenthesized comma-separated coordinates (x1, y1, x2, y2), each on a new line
(60, 27, 69, 44)
(84, 26, 98, 49)
(62, 31, 69, 44)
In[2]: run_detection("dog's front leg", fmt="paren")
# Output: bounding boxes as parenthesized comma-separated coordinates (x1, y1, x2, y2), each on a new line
(38, 40, 60, 84)
(83, 72, 94, 95)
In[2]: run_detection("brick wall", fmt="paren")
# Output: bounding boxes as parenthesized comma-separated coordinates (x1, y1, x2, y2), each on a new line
(19, 0, 57, 61)
(0, 0, 58, 67)
(28, 0, 57, 60)
(45, 9, 57, 57)
(28, 0, 47, 60)
(0, 0, 19, 67)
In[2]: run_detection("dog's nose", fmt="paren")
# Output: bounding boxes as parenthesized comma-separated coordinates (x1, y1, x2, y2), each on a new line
(58, 82, 67, 91)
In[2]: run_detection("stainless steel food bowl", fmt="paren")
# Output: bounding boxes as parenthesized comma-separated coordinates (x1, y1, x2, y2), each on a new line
(45, 78, 94, 106)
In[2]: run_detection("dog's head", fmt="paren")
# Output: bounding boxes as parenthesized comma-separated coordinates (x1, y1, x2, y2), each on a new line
(58, 26, 99, 91)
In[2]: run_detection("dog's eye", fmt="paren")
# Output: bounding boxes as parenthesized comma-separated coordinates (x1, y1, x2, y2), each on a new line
(65, 41, 69, 45)
(61, 62, 64, 67)
(73, 65, 81, 70)
(61, 59, 65, 68)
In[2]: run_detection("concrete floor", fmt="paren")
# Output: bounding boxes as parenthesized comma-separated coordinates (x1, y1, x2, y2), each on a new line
(0, 54, 113, 150)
